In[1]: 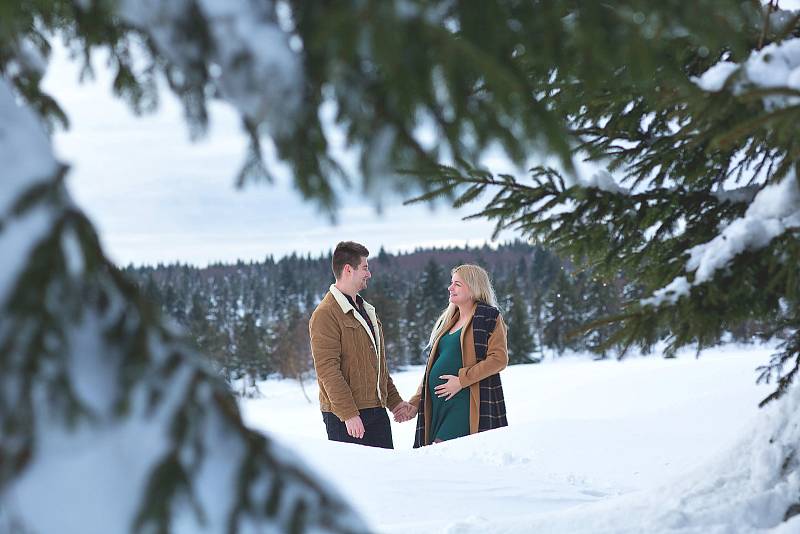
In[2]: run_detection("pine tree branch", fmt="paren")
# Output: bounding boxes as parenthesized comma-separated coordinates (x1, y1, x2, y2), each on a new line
(758, 0, 778, 50)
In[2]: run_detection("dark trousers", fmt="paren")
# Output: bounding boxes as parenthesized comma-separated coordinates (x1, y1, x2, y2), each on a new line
(322, 407, 394, 449)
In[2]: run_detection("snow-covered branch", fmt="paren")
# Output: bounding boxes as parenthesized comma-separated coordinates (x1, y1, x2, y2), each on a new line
(0, 77, 363, 532)
(0, 81, 60, 301)
(118, 0, 303, 136)
(642, 171, 800, 307)
(576, 169, 630, 195)
(712, 184, 762, 205)
(694, 34, 800, 110)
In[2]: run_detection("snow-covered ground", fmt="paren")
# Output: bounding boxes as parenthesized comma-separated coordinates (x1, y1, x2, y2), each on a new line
(239, 343, 800, 533)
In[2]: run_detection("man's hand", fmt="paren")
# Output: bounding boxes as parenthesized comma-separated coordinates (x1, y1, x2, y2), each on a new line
(434, 374, 463, 400)
(345, 415, 365, 438)
(391, 401, 418, 423)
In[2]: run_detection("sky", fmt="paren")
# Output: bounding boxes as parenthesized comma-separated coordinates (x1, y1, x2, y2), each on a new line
(42, 42, 523, 268)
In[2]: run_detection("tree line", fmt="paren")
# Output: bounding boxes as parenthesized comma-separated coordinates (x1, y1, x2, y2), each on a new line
(125, 240, 763, 392)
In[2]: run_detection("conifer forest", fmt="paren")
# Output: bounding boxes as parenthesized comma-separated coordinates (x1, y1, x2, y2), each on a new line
(126, 241, 767, 393)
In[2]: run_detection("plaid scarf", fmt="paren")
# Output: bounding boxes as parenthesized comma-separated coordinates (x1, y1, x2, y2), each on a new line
(413, 303, 507, 447)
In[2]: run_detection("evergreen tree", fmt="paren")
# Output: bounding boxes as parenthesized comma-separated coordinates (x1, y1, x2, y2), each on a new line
(187, 291, 210, 348)
(542, 269, 582, 356)
(397, 1, 800, 523)
(528, 247, 560, 359)
(581, 274, 624, 359)
(377, 246, 391, 265)
(272, 303, 315, 392)
(142, 274, 162, 308)
(0, 82, 362, 531)
(505, 280, 537, 364)
(162, 282, 187, 326)
(402, 286, 427, 365)
(363, 274, 405, 369)
(419, 258, 447, 332)
(234, 312, 270, 396)
(408, 2, 796, 395)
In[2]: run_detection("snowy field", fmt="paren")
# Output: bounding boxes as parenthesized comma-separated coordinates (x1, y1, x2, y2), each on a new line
(239, 344, 800, 533)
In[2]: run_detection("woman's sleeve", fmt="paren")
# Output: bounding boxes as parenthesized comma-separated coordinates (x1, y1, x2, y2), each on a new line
(457, 314, 509, 388)
(408, 380, 424, 407)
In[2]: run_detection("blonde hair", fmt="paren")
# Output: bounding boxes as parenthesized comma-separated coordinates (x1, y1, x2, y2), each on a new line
(426, 264, 499, 347)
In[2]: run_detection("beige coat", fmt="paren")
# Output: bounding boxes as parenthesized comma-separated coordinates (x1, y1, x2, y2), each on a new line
(309, 285, 403, 421)
(410, 304, 508, 445)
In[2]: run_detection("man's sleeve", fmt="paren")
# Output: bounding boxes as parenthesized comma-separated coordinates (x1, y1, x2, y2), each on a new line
(309, 310, 359, 421)
(380, 326, 404, 410)
(386, 374, 404, 411)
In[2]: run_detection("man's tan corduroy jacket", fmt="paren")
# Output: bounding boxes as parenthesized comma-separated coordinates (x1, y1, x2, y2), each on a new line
(309, 285, 403, 421)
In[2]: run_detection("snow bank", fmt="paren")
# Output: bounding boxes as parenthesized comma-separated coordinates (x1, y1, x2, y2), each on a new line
(499, 381, 800, 533)
(241, 345, 799, 533)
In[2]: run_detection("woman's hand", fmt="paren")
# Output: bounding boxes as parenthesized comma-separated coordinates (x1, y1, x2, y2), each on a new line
(391, 401, 418, 422)
(434, 374, 462, 400)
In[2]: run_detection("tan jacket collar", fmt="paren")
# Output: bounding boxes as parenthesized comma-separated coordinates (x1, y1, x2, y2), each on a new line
(329, 284, 376, 316)
(328, 284, 380, 355)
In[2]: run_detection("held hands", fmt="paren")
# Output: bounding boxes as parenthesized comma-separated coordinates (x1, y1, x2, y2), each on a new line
(391, 401, 418, 423)
(434, 374, 462, 401)
(347, 403, 418, 438)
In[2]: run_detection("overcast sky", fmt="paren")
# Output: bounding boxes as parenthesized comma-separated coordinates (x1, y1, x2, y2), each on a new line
(42, 43, 524, 267)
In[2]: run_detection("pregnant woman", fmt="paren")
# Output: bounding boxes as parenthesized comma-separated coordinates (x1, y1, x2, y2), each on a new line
(407, 264, 509, 446)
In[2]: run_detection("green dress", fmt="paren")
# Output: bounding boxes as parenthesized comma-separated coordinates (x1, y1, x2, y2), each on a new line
(428, 328, 470, 442)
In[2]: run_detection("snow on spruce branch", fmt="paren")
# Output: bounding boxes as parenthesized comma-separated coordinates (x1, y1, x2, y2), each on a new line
(642, 171, 800, 307)
(532, 168, 628, 220)
(693, 35, 800, 110)
(577, 169, 630, 194)
(712, 183, 762, 205)
(565, 169, 630, 195)
(118, 0, 303, 137)
(4, 36, 48, 80)
(0, 80, 60, 303)
(0, 77, 365, 532)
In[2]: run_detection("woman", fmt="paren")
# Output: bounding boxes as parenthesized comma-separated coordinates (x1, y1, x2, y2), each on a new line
(407, 264, 509, 446)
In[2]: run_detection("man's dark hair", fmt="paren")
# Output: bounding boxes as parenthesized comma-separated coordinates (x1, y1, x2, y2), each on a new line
(332, 241, 369, 279)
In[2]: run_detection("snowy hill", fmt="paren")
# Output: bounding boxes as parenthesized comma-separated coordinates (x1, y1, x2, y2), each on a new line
(240, 344, 800, 533)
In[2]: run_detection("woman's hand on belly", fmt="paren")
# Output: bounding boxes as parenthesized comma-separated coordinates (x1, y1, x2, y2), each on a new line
(434, 374, 463, 400)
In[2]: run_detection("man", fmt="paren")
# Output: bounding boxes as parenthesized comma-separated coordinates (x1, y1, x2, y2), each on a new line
(309, 241, 413, 448)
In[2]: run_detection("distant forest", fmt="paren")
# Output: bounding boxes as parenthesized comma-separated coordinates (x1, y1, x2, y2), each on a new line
(125, 240, 762, 390)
